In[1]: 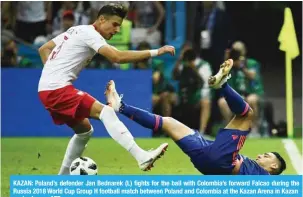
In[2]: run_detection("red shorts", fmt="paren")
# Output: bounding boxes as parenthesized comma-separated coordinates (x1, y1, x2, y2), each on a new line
(38, 85, 96, 128)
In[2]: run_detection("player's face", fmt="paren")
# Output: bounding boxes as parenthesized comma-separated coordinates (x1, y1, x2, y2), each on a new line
(99, 15, 123, 40)
(256, 152, 279, 173)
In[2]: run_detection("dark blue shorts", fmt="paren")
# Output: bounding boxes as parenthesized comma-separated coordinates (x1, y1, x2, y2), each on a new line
(175, 128, 249, 175)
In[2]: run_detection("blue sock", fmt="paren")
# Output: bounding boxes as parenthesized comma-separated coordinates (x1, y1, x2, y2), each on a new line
(220, 83, 250, 116)
(119, 101, 163, 131)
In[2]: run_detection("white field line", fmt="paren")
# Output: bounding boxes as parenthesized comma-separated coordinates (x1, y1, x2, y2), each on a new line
(282, 139, 303, 175)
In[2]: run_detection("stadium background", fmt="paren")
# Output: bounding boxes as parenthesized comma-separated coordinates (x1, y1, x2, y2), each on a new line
(1, 1, 302, 196)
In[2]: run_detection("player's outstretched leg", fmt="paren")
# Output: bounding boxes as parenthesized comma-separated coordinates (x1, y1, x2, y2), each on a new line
(209, 59, 254, 130)
(89, 86, 168, 171)
(209, 59, 249, 116)
(105, 80, 195, 142)
(91, 102, 167, 171)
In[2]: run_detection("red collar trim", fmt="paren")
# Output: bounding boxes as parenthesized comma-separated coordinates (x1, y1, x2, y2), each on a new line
(92, 24, 97, 30)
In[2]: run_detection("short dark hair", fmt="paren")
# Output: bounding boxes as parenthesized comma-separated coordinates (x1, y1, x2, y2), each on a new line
(97, 3, 128, 19)
(271, 152, 286, 175)
(183, 49, 196, 62)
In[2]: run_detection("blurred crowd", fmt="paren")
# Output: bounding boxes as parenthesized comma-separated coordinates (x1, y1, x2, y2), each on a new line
(1, 1, 286, 138)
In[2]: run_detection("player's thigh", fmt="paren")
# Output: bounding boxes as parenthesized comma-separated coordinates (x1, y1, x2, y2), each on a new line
(162, 117, 195, 141)
(72, 118, 92, 134)
(225, 108, 254, 131)
(73, 90, 102, 120)
(218, 97, 229, 109)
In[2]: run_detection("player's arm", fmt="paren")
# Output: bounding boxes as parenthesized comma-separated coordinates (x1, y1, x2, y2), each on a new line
(38, 40, 56, 65)
(98, 45, 175, 64)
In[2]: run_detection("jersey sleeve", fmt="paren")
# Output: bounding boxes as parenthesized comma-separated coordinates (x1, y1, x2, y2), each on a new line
(82, 30, 108, 52)
(52, 33, 65, 45)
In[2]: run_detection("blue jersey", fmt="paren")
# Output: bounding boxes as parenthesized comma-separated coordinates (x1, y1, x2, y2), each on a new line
(176, 129, 270, 175)
(238, 155, 270, 175)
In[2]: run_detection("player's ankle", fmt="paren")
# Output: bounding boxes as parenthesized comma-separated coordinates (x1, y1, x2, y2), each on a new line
(221, 82, 227, 88)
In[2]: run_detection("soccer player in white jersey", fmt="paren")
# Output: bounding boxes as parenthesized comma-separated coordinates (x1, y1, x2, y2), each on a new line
(38, 3, 175, 174)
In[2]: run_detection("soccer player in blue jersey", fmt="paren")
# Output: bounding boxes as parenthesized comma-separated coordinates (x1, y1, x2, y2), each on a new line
(105, 59, 286, 175)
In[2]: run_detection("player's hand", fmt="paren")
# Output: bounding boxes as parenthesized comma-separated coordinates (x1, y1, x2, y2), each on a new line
(158, 45, 175, 56)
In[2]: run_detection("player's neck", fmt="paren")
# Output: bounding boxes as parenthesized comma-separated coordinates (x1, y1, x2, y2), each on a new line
(92, 22, 101, 34)
(257, 161, 271, 174)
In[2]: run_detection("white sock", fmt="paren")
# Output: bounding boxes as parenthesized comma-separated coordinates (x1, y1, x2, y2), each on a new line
(99, 105, 148, 162)
(58, 127, 93, 175)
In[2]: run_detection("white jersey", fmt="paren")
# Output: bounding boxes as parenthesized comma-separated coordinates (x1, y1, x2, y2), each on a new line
(38, 25, 107, 91)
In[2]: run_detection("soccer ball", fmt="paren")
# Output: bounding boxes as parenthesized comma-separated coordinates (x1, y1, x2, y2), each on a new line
(69, 157, 98, 175)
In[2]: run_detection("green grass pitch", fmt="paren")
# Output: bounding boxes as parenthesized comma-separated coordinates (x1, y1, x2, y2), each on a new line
(1, 137, 302, 197)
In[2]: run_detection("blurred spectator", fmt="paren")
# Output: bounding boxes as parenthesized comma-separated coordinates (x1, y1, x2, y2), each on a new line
(33, 36, 49, 48)
(133, 42, 177, 133)
(4, 2, 52, 43)
(129, 2, 165, 47)
(1, 2, 14, 30)
(52, 10, 75, 38)
(187, 2, 232, 72)
(107, 18, 133, 70)
(52, 2, 89, 33)
(1, 30, 32, 67)
(173, 46, 212, 135)
(87, 55, 117, 69)
(218, 41, 264, 137)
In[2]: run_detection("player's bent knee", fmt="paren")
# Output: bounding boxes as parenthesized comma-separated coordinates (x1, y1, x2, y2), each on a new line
(72, 118, 92, 134)
(246, 94, 259, 105)
(89, 101, 104, 119)
(245, 108, 254, 120)
(251, 94, 259, 101)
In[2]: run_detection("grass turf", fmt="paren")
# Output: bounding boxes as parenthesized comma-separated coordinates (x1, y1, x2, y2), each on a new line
(1, 137, 302, 197)
(293, 138, 302, 154)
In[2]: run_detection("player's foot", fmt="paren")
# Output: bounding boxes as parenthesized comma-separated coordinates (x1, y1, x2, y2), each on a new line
(105, 80, 122, 111)
(209, 59, 233, 89)
(139, 143, 168, 171)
